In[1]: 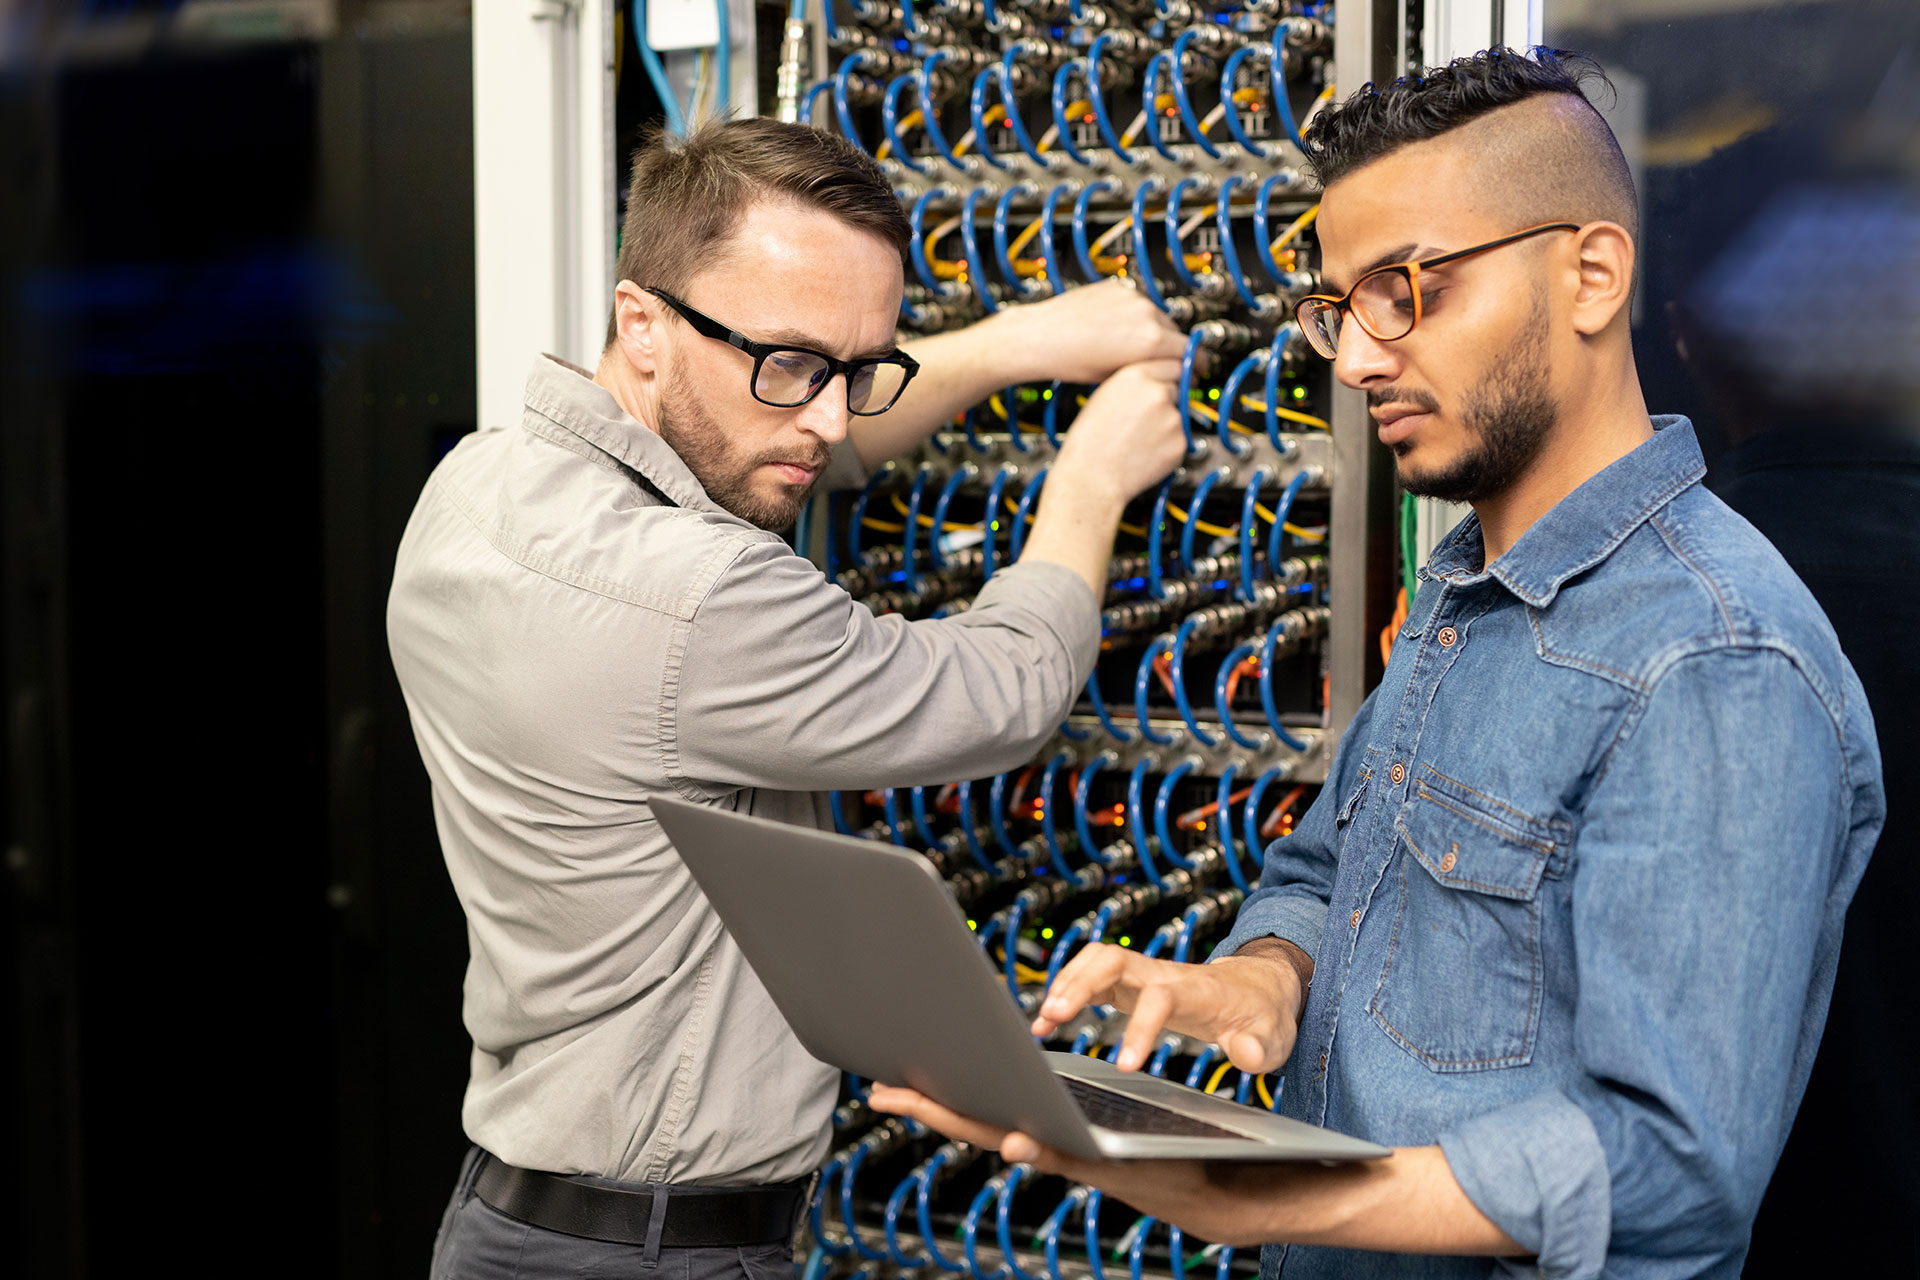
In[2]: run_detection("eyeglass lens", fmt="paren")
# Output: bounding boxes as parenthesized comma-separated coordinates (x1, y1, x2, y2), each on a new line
(753, 350, 908, 414)
(1301, 268, 1419, 359)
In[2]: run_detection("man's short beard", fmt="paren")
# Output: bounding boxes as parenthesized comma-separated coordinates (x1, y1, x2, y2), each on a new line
(655, 367, 826, 532)
(1394, 289, 1558, 505)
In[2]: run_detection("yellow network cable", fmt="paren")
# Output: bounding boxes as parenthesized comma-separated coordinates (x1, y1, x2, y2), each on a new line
(888, 493, 982, 533)
(1165, 502, 1238, 540)
(1256, 1075, 1275, 1109)
(874, 109, 923, 161)
(1238, 396, 1332, 431)
(1205, 1060, 1234, 1094)
(1269, 203, 1320, 258)
(923, 214, 968, 281)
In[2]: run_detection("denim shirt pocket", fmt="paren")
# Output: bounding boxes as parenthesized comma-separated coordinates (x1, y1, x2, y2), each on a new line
(1368, 771, 1564, 1072)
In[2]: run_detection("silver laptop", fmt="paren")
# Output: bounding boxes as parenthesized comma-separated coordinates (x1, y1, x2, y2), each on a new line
(652, 797, 1390, 1164)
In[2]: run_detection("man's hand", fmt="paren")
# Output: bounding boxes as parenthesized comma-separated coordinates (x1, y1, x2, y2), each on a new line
(987, 278, 1186, 384)
(1032, 938, 1311, 1074)
(1046, 359, 1188, 507)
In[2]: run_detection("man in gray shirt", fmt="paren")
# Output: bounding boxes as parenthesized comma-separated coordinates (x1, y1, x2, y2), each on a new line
(389, 118, 1188, 1278)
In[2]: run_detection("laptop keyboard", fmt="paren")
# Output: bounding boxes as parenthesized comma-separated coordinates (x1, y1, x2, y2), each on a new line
(1060, 1076, 1257, 1141)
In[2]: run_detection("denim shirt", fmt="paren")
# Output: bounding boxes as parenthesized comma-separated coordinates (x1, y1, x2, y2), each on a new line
(1213, 417, 1884, 1280)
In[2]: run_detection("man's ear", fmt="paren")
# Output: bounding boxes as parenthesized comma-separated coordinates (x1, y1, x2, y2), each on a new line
(611, 281, 660, 373)
(1568, 221, 1635, 337)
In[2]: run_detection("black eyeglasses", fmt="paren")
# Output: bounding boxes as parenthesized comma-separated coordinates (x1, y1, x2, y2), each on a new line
(1293, 223, 1581, 359)
(644, 287, 920, 416)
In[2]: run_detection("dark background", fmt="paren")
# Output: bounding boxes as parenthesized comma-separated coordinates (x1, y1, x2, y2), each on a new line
(2, 1, 1913, 1276)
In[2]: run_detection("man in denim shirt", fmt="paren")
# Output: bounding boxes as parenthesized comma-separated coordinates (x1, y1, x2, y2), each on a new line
(872, 49, 1885, 1278)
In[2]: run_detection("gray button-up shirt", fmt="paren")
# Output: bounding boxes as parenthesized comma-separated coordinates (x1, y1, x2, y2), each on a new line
(388, 355, 1099, 1184)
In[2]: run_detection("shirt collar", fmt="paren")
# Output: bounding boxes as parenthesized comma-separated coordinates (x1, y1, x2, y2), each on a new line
(1424, 415, 1705, 608)
(519, 353, 726, 515)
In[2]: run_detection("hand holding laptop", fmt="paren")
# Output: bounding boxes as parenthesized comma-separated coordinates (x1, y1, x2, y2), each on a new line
(1029, 937, 1313, 1075)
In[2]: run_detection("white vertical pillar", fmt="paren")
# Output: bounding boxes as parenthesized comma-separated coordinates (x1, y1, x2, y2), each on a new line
(473, 0, 616, 433)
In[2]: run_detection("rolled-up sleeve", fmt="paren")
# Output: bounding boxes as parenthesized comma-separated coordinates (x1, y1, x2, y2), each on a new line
(1209, 690, 1377, 965)
(669, 538, 1100, 793)
(1435, 646, 1864, 1278)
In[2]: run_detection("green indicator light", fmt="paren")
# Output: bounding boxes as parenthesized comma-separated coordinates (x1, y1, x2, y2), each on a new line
(967, 920, 977, 930)
(1292, 386, 1308, 401)
(1041, 927, 1055, 940)
(1119, 935, 1132, 947)
(1208, 388, 1220, 401)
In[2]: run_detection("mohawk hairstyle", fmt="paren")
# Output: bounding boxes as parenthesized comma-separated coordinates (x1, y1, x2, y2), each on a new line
(1302, 47, 1631, 218)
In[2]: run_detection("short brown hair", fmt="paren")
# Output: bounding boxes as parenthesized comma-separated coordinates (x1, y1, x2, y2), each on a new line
(607, 117, 911, 347)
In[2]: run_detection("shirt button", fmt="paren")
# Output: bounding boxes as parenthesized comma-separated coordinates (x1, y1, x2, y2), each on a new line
(1439, 848, 1458, 873)
(1389, 762, 1406, 785)
(1437, 625, 1458, 647)
(1349, 909, 1362, 929)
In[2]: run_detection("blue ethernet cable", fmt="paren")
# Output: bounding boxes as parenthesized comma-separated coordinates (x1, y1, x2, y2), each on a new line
(1049, 61, 1096, 168)
(963, 1179, 1012, 1280)
(961, 402, 988, 451)
(1253, 171, 1303, 282)
(1036, 184, 1073, 296)
(1127, 179, 1172, 311)
(1166, 617, 1218, 746)
(834, 52, 879, 154)
(829, 790, 854, 835)
(1241, 765, 1286, 868)
(1088, 900, 1117, 943)
(1178, 467, 1226, 573)
(1003, 898, 1027, 996)
(884, 1166, 934, 1267)
(714, 0, 730, 114)
(1163, 176, 1209, 290)
(988, 769, 1023, 859)
(1147, 1038, 1177, 1076)
(800, 79, 834, 127)
(1041, 1186, 1091, 1280)
(996, 1166, 1048, 1280)
(916, 1149, 969, 1272)
(1085, 672, 1133, 745)
(959, 185, 1002, 314)
(1043, 920, 1090, 995)
(1141, 915, 1182, 959)
(881, 788, 908, 845)
(998, 46, 1051, 166)
(1174, 903, 1205, 962)
(928, 462, 974, 569)
(1073, 749, 1117, 858)
(956, 779, 995, 871)
(1124, 756, 1166, 885)
(993, 184, 1041, 301)
(840, 1146, 892, 1263)
(802, 1245, 831, 1280)
(1236, 1070, 1256, 1104)
(1174, 330, 1205, 456)
(1213, 174, 1268, 312)
(1257, 620, 1311, 751)
(1002, 384, 1030, 452)
(1214, 759, 1249, 891)
(1152, 757, 1199, 867)
(1218, 45, 1269, 158)
(967, 65, 1012, 171)
(631, 0, 690, 138)
(1071, 178, 1121, 282)
(1264, 328, 1291, 448)
(981, 464, 1015, 581)
(1166, 29, 1222, 159)
(1010, 467, 1046, 559)
(882, 72, 932, 174)
(910, 785, 943, 847)
(1183, 1043, 1218, 1088)
(1069, 1023, 1100, 1056)
(1041, 377, 1067, 447)
(917, 51, 970, 171)
(1213, 640, 1264, 753)
(1136, 53, 1185, 165)
(1139, 1222, 1187, 1280)
(1268, 469, 1307, 570)
(910, 186, 961, 295)
(1083, 1190, 1109, 1280)
(1268, 27, 1311, 153)
(1215, 347, 1265, 454)
(1084, 34, 1134, 164)
(1237, 467, 1271, 601)
(1038, 751, 1075, 877)
(1132, 637, 1177, 747)
(1146, 477, 1174, 600)
(900, 463, 932, 592)
(810, 1154, 852, 1256)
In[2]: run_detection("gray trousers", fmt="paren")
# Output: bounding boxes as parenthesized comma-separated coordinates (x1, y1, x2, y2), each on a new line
(431, 1147, 802, 1280)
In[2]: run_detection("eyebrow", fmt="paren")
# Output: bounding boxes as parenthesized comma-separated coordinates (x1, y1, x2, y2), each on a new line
(1322, 243, 1423, 296)
(757, 327, 899, 362)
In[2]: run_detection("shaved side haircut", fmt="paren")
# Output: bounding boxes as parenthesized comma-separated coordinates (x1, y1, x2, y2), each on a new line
(1303, 47, 1638, 240)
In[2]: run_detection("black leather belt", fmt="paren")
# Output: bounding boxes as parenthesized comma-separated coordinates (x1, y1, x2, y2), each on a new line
(473, 1152, 806, 1248)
